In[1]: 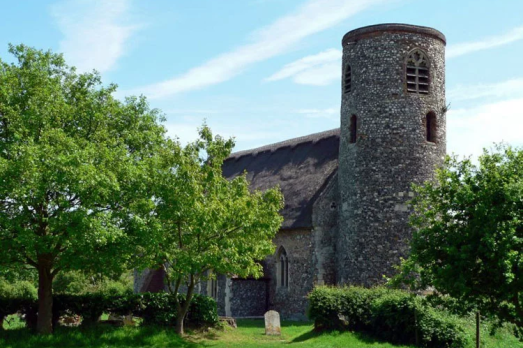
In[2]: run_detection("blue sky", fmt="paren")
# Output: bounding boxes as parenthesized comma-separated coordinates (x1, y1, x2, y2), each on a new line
(1, 0, 522, 159)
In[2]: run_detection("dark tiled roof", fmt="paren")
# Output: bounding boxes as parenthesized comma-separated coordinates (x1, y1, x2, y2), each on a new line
(223, 128, 340, 229)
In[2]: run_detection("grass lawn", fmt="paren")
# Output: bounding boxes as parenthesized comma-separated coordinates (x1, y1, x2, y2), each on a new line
(1, 317, 521, 348)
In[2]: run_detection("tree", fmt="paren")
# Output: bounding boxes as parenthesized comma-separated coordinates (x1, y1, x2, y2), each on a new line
(0, 44, 166, 333)
(138, 126, 284, 335)
(399, 145, 523, 331)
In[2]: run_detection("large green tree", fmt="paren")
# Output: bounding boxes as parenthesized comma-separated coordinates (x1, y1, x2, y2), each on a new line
(138, 126, 284, 335)
(0, 45, 165, 334)
(401, 146, 523, 330)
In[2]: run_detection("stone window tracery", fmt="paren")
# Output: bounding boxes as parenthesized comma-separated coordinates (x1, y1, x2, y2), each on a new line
(406, 49, 429, 94)
(277, 247, 289, 289)
(344, 65, 352, 94)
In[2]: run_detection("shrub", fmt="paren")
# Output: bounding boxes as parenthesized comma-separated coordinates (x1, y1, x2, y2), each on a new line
(307, 286, 344, 329)
(308, 286, 468, 348)
(53, 271, 133, 296)
(3, 290, 218, 330)
(185, 293, 219, 328)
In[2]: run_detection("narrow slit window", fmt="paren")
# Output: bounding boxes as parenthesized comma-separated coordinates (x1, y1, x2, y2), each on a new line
(349, 115, 357, 144)
(406, 50, 429, 94)
(344, 65, 352, 94)
(277, 247, 289, 288)
(426, 112, 437, 143)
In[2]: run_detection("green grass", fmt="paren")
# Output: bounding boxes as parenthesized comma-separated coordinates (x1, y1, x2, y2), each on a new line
(1, 317, 521, 348)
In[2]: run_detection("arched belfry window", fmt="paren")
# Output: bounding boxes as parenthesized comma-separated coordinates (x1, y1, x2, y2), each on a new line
(406, 49, 429, 94)
(349, 115, 357, 144)
(277, 247, 289, 289)
(344, 65, 352, 94)
(426, 112, 437, 143)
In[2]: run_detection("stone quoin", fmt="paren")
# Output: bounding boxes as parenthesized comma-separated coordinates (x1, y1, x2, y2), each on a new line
(135, 23, 447, 320)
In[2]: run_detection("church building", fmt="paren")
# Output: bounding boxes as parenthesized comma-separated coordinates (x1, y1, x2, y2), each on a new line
(135, 23, 447, 319)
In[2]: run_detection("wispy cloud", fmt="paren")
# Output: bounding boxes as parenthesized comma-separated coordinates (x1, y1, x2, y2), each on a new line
(266, 49, 341, 85)
(448, 78, 523, 102)
(447, 98, 523, 159)
(131, 0, 386, 99)
(447, 26, 523, 59)
(51, 0, 140, 73)
(295, 108, 338, 118)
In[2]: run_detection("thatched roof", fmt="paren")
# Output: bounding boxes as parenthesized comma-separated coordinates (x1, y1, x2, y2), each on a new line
(223, 128, 340, 229)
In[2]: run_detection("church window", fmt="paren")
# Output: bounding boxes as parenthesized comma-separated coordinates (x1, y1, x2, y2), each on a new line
(426, 112, 437, 143)
(344, 65, 352, 94)
(277, 247, 289, 288)
(207, 271, 218, 299)
(406, 49, 429, 94)
(349, 115, 357, 144)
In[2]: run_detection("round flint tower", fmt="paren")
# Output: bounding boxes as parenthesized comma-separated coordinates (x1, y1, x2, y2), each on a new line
(337, 24, 446, 285)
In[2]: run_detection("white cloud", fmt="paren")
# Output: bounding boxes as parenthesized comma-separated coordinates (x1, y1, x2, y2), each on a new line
(131, 0, 386, 99)
(447, 26, 523, 59)
(295, 108, 338, 118)
(266, 48, 341, 85)
(448, 78, 523, 102)
(447, 98, 523, 159)
(51, 0, 140, 73)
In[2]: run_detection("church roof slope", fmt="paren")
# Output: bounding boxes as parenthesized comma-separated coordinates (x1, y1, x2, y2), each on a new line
(223, 128, 340, 229)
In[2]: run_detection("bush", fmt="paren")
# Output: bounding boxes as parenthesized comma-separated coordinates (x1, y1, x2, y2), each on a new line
(0, 279, 37, 329)
(134, 292, 219, 328)
(308, 286, 469, 348)
(53, 271, 133, 296)
(185, 293, 219, 328)
(2, 288, 218, 330)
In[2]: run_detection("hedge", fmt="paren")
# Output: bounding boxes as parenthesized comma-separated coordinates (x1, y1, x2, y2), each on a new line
(1, 292, 218, 330)
(308, 286, 468, 348)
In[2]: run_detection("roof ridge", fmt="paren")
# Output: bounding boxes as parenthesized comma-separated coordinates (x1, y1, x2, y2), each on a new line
(228, 128, 340, 160)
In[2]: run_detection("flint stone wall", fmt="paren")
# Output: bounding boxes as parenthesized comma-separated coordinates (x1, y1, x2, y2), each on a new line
(266, 228, 313, 320)
(337, 24, 446, 285)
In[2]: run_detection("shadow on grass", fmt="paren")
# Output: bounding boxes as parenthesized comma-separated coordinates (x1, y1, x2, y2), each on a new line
(289, 328, 394, 345)
(0, 325, 199, 348)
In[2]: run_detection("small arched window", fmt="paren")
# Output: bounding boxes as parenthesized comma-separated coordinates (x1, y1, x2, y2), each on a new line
(277, 247, 289, 288)
(344, 65, 352, 94)
(426, 112, 437, 143)
(349, 115, 357, 144)
(406, 49, 429, 94)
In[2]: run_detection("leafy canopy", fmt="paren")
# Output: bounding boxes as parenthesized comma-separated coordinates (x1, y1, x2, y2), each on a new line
(0, 44, 167, 333)
(138, 126, 284, 334)
(396, 146, 523, 328)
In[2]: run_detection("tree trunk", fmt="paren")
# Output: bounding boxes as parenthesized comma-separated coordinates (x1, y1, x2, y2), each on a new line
(475, 311, 480, 348)
(36, 256, 54, 334)
(174, 277, 196, 335)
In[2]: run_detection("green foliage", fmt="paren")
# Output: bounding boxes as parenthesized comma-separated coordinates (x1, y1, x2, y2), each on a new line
(400, 145, 523, 329)
(184, 293, 219, 328)
(308, 286, 469, 348)
(0, 279, 37, 300)
(137, 125, 284, 333)
(53, 271, 133, 296)
(0, 44, 166, 333)
(1, 291, 218, 329)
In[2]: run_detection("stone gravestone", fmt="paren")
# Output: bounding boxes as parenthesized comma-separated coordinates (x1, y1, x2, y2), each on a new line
(264, 310, 281, 336)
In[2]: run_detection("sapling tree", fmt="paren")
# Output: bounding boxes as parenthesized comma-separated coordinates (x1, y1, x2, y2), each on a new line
(139, 126, 284, 335)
